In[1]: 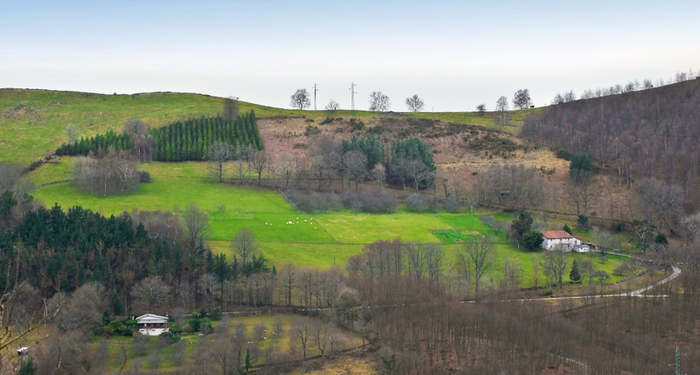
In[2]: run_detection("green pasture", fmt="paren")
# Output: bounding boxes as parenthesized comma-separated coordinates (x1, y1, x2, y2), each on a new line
(29, 159, 626, 286)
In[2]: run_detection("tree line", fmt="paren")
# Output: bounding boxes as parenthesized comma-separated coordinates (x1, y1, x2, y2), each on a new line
(55, 111, 264, 163)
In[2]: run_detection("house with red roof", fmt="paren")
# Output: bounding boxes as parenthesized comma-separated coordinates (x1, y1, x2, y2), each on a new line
(541, 230, 581, 251)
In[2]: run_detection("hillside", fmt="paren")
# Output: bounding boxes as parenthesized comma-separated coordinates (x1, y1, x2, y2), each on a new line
(522, 79, 700, 209)
(0, 88, 520, 166)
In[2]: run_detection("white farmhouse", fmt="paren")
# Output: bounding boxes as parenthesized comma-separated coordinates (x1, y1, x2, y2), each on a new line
(136, 313, 169, 336)
(541, 230, 581, 251)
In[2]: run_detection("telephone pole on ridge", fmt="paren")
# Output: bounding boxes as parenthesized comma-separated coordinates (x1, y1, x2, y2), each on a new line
(313, 83, 318, 111)
(350, 82, 357, 115)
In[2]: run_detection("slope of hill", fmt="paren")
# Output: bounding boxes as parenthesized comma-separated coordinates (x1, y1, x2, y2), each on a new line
(0, 89, 307, 165)
(0, 88, 523, 166)
(522, 79, 700, 208)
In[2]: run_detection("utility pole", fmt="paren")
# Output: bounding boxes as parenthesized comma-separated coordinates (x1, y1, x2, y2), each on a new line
(313, 83, 318, 111)
(350, 82, 357, 115)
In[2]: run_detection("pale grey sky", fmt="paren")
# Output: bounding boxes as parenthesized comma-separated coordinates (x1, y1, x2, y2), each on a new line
(2, 0, 699, 111)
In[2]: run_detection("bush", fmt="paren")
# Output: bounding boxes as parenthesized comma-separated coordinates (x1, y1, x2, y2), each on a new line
(140, 171, 152, 183)
(562, 224, 572, 235)
(210, 307, 222, 320)
(405, 193, 426, 212)
(555, 149, 573, 160)
(444, 197, 460, 212)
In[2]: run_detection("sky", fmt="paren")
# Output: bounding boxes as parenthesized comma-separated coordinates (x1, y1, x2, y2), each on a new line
(2, 0, 700, 111)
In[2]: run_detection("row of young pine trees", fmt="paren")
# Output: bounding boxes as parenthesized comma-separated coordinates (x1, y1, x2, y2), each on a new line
(55, 110, 264, 161)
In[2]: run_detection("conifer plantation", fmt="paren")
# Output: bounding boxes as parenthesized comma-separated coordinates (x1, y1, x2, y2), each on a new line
(55, 110, 264, 162)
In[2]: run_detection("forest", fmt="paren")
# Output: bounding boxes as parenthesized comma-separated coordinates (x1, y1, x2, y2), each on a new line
(56, 111, 264, 162)
(522, 79, 700, 209)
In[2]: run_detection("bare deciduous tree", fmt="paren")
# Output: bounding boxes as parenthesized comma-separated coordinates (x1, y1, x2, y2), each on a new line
(130, 276, 171, 314)
(182, 203, 210, 249)
(207, 141, 232, 182)
(291, 316, 311, 359)
(122, 119, 148, 136)
(231, 227, 259, 267)
(542, 246, 568, 289)
(369, 91, 391, 111)
(248, 148, 268, 183)
(495, 96, 509, 126)
(223, 96, 240, 121)
(405, 94, 424, 112)
(325, 99, 340, 115)
(370, 163, 386, 188)
(512, 89, 532, 109)
(343, 150, 368, 191)
(65, 124, 80, 145)
(290, 89, 311, 110)
(458, 236, 496, 295)
(633, 177, 684, 231)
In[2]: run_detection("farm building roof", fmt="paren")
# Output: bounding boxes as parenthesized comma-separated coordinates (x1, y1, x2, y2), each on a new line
(541, 230, 574, 239)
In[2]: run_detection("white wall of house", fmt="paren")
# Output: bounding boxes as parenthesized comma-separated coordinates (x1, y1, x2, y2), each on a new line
(139, 327, 165, 336)
(542, 237, 581, 251)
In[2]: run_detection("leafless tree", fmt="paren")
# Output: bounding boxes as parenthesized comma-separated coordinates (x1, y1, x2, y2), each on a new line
(495, 96, 509, 126)
(0, 162, 23, 195)
(633, 177, 684, 231)
(223, 96, 240, 121)
(542, 246, 568, 289)
(370, 163, 386, 188)
(248, 148, 268, 183)
(405, 94, 424, 112)
(457, 236, 496, 295)
(369, 91, 391, 111)
(405, 160, 431, 191)
(290, 89, 311, 110)
(567, 169, 597, 217)
(199, 273, 218, 311)
(130, 276, 172, 314)
(311, 319, 331, 357)
(65, 124, 80, 145)
(207, 141, 232, 182)
(309, 134, 341, 189)
(70, 147, 140, 195)
(343, 150, 368, 191)
(122, 118, 148, 136)
(291, 316, 311, 359)
(231, 227, 259, 267)
(182, 203, 209, 249)
(278, 263, 296, 306)
(512, 88, 532, 109)
(325, 99, 340, 115)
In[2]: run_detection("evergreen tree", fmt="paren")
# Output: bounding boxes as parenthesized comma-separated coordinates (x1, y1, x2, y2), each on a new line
(111, 288, 124, 315)
(570, 259, 582, 283)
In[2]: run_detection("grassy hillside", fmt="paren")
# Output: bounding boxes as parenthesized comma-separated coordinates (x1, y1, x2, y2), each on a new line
(0, 89, 308, 165)
(0, 88, 517, 166)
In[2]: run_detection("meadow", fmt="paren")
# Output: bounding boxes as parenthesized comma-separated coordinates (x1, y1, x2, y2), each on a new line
(29, 159, 626, 286)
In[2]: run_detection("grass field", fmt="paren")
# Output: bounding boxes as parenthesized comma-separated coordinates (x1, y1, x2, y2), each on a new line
(29, 159, 627, 287)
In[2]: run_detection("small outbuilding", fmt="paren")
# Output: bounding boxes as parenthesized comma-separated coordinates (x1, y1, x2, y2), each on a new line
(135, 313, 169, 336)
(541, 230, 581, 251)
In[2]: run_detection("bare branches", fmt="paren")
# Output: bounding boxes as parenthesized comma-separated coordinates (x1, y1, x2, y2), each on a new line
(369, 91, 391, 112)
